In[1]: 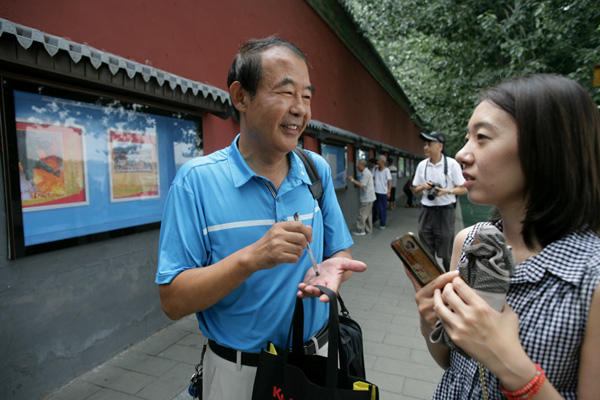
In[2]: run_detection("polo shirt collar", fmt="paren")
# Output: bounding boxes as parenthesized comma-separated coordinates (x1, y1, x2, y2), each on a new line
(289, 150, 314, 187)
(427, 155, 445, 167)
(227, 134, 312, 189)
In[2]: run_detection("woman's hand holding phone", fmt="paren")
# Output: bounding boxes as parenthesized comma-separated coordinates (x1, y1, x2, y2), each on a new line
(410, 270, 459, 334)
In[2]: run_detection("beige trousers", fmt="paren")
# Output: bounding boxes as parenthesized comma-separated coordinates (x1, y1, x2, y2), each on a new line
(355, 201, 373, 233)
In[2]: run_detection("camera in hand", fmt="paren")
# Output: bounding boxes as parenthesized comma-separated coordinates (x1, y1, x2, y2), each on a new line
(427, 183, 441, 200)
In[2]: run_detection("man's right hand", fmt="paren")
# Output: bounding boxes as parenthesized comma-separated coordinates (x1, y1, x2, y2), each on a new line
(246, 220, 314, 271)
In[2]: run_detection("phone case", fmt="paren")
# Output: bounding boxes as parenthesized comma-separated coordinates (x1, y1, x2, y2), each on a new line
(391, 232, 445, 286)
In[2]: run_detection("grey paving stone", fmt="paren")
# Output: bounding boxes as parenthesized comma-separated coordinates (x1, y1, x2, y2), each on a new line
(365, 369, 405, 394)
(409, 348, 441, 368)
(403, 377, 441, 399)
(157, 343, 203, 365)
(171, 315, 202, 333)
(86, 388, 140, 400)
(364, 341, 412, 360)
(82, 365, 155, 394)
(362, 328, 386, 343)
(373, 357, 444, 384)
(364, 353, 378, 370)
(136, 363, 191, 400)
(176, 331, 206, 349)
(108, 351, 178, 377)
(44, 380, 101, 400)
(352, 308, 395, 323)
(355, 293, 401, 308)
(379, 390, 421, 400)
(133, 325, 191, 356)
(384, 334, 430, 351)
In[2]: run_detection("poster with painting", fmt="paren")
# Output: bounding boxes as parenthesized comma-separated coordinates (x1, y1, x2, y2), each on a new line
(108, 130, 159, 202)
(16, 121, 88, 211)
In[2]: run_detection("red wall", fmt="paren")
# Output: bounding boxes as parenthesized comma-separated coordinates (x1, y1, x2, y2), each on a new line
(1, 0, 423, 156)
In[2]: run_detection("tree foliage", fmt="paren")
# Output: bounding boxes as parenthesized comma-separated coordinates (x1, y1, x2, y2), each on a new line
(343, 0, 600, 155)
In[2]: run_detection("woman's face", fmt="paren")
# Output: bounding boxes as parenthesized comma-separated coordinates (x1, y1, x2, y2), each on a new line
(455, 100, 526, 211)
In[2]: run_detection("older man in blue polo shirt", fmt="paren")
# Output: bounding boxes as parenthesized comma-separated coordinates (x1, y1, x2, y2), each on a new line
(155, 37, 367, 399)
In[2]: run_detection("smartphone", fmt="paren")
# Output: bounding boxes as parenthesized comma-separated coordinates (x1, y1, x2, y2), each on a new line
(391, 232, 445, 287)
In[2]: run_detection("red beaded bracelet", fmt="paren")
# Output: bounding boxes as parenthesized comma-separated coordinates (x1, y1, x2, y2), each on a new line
(500, 363, 546, 400)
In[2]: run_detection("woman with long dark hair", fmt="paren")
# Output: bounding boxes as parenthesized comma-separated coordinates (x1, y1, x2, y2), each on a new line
(407, 74, 600, 399)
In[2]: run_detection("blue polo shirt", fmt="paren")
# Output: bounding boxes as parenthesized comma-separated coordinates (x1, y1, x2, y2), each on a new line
(156, 135, 353, 352)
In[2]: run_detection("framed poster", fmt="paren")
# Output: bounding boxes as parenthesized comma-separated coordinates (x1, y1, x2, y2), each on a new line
(1, 79, 202, 258)
(17, 121, 89, 211)
(109, 130, 159, 202)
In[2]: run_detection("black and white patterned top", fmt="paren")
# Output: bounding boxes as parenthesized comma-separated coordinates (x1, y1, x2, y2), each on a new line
(432, 221, 600, 400)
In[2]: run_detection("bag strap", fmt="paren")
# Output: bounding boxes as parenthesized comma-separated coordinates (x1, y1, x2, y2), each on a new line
(330, 290, 352, 379)
(293, 148, 323, 209)
(336, 291, 351, 317)
(314, 285, 341, 388)
(286, 286, 341, 389)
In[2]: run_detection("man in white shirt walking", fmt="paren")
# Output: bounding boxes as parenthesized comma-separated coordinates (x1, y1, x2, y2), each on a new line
(373, 155, 392, 229)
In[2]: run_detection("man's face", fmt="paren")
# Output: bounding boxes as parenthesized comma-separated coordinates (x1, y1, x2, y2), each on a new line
(424, 141, 442, 158)
(242, 47, 314, 155)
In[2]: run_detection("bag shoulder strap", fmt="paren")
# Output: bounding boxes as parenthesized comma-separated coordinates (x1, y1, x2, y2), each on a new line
(314, 285, 341, 388)
(293, 148, 323, 208)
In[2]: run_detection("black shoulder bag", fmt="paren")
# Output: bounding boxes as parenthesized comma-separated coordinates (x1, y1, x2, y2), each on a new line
(252, 286, 376, 399)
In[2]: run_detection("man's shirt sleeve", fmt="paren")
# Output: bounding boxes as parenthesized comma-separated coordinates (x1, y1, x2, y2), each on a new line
(156, 175, 208, 285)
(449, 158, 466, 187)
(412, 161, 425, 187)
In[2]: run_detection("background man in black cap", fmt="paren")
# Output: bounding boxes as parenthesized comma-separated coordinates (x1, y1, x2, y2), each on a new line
(412, 132, 467, 270)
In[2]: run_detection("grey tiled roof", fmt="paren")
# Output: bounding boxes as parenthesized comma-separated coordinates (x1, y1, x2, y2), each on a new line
(0, 18, 230, 110)
(307, 119, 409, 156)
(0, 17, 414, 157)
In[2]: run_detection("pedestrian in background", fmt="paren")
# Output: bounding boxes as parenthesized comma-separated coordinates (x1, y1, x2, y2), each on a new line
(412, 132, 467, 270)
(369, 157, 379, 223)
(348, 159, 376, 235)
(373, 155, 392, 229)
(388, 157, 398, 210)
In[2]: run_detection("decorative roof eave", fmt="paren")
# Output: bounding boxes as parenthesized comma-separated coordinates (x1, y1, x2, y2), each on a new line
(306, 0, 426, 131)
(0, 18, 232, 117)
(0, 18, 420, 158)
(306, 119, 415, 157)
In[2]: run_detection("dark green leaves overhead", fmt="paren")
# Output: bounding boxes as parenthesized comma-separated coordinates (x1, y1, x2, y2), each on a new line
(343, 0, 600, 155)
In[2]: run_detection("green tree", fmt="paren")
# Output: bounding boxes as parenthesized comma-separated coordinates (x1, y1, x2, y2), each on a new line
(343, 0, 600, 155)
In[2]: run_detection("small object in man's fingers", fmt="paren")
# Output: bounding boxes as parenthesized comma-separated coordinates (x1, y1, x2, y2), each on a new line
(294, 212, 320, 276)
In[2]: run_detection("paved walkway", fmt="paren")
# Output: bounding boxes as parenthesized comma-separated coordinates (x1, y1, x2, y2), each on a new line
(46, 204, 464, 400)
